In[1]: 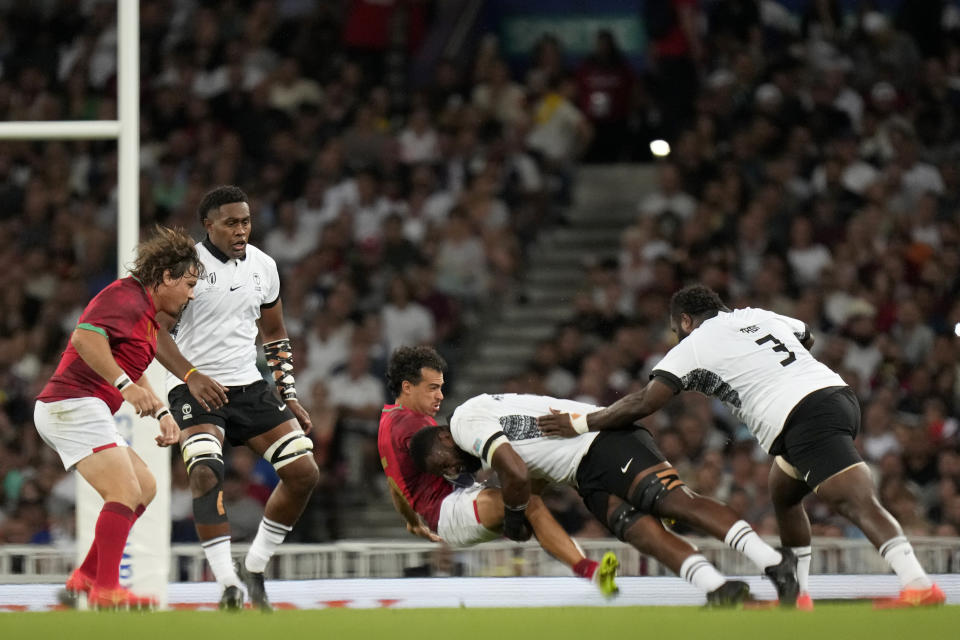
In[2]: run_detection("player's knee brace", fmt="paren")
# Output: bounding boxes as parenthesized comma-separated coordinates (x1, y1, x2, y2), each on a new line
(607, 503, 645, 541)
(262, 430, 314, 472)
(628, 468, 686, 515)
(182, 433, 228, 526)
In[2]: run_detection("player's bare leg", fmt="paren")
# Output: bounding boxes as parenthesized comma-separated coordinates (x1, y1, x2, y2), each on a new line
(475, 488, 618, 595)
(180, 423, 243, 609)
(74, 447, 156, 608)
(814, 462, 942, 607)
(770, 458, 814, 609)
(605, 495, 748, 607)
(627, 461, 796, 604)
(241, 420, 319, 610)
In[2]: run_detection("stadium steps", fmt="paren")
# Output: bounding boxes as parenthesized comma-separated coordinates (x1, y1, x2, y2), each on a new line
(446, 164, 657, 407)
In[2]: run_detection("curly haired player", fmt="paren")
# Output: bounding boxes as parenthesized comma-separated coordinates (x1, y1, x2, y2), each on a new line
(36, 226, 202, 609)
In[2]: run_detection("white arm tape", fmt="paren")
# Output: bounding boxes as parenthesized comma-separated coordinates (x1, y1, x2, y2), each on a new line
(571, 414, 590, 435)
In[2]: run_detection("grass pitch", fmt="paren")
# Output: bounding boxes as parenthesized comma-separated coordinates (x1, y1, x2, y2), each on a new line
(1, 604, 957, 640)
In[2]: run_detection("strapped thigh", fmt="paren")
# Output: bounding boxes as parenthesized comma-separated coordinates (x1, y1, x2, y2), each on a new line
(627, 466, 686, 515)
(262, 430, 314, 471)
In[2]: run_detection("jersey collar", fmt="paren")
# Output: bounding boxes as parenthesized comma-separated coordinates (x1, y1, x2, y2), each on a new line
(202, 235, 246, 263)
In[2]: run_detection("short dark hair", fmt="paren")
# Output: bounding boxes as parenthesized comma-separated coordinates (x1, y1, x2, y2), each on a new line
(198, 185, 248, 224)
(670, 284, 729, 322)
(386, 346, 447, 399)
(408, 426, 443, 472)
(129, 225, 204, 288)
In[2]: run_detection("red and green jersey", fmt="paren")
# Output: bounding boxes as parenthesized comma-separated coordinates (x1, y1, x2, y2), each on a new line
(377, 404, 452, 531)
(38, 277, 159, 414)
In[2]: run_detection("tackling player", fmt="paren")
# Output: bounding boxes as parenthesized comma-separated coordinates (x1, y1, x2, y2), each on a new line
(538, 284, 945, 609)
(35, 226, 201, 609)
(380, 346, 619, 596)
(156, 186, 319, 611)
(411, 393, 801, 607)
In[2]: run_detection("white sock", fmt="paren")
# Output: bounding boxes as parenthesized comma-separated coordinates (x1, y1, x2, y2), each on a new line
(791, 545, 812, 593)
(724, 520, 782, 569)
(245, 517, 292, 573)
(879, 536, 932, 589)
(679, 553, 726, 593)
(201, 535, 240, 588)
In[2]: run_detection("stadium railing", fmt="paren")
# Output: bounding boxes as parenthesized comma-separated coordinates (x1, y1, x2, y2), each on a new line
(2, 537, 959, 583)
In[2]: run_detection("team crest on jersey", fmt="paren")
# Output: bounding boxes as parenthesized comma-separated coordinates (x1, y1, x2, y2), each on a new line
(182, 403, 193, 420)
(207, 272, 216, 285)
(253, 273, 262, 291)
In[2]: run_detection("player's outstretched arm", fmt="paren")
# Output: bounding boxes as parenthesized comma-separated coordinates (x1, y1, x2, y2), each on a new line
(155, 311, 229, 410)
(71, 327, 160, 417)
(538, 378, 675, 437)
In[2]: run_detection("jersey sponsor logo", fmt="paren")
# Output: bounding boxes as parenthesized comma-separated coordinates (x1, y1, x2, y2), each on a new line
(277, 403, 287, 411)
(472, 438, 483, 456)
(230, 284, 243, 291)
(181, 403, 193, 420)
(499, 415, 542, 440)
(620, 458, 633, 474)
(739, 325, 760, 334)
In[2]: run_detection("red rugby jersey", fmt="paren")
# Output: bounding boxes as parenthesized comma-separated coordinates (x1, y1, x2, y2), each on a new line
(38, 277, 159, 414)
(377, 404, 452, 531)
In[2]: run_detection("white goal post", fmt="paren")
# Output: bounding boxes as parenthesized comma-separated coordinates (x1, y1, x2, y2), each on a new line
(0, 1, 171, 606)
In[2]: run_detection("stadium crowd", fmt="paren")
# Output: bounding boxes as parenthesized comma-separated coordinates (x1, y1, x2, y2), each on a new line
(1, 0, 959, 555)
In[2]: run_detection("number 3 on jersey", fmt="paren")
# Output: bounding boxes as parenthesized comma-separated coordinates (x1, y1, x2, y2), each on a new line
(755, 334, 796, 367)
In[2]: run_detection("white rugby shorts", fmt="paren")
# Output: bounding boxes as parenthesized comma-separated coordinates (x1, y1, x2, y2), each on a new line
(437, 482, 500, 547)
(34, 397, 128, 470)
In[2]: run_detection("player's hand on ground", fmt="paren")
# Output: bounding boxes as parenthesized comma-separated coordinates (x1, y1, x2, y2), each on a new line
(186, 372, 228, 411)
(407, 520, 443, 542)
(155, 414, 180, 447)
(121, 384, 164, 418)
(287, 399, 312, 434)
(537, 409, 577, 438)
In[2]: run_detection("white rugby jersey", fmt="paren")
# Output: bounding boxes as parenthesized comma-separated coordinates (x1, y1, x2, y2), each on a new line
(651, 307, 846, 452)
(165, 239, 281, 389)
(450, 393, 600, 487)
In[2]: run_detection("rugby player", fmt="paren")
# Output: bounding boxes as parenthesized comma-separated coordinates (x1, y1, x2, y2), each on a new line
(537, 284, 945, 609)
(156, 186, 319, 611)
(36, 226, 201, 609)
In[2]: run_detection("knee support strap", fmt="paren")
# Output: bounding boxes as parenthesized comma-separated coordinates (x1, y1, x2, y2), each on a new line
(628, 467, 685, 515)
(181, 432, 224, 475)
(182, 433, 227, 525)
(263, 431, 314, 471)
(607, 502, 645, 541)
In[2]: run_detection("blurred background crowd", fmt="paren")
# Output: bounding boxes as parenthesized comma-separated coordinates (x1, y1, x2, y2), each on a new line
(1, 0, 959, 552)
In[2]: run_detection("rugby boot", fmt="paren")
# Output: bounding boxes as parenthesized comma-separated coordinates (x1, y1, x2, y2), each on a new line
(88, 585, 157, 610)
(65, 568, 94, 595)
(705, 580, 751, 608)
(593, 552, 620, 597)
(219, 584, 244, 611)
(237, 560, 272, 612)
(873, 583, 945, 609)
(763, 547, 799, 607)
(796, 591, 814, 611)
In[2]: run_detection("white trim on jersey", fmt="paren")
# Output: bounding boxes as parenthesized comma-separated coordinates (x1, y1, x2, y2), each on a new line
(650, 308, 846, 452)
(449, 393, 600, 487)
(165, 241, 281, 390)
